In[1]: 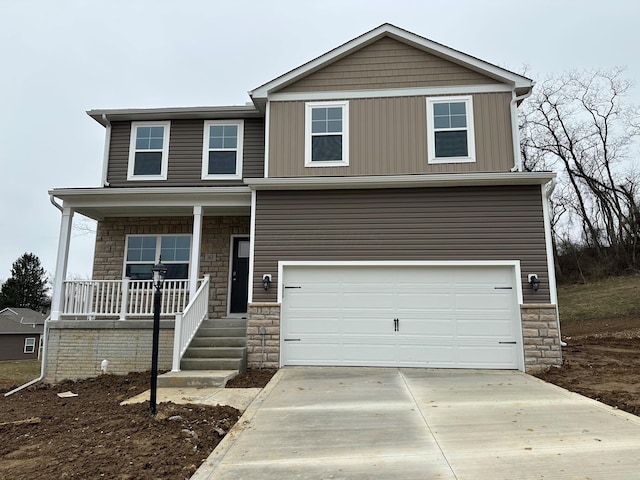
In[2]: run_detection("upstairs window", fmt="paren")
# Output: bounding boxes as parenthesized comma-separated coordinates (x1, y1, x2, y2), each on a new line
(426, 96, 475, 164)
(305, 101, 349, 167)
(125, 235, 191, 280)
(127, 121, 170, 180)
(202, 120, 244, 179)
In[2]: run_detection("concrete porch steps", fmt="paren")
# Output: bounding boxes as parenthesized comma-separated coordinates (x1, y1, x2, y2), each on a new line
(163, 318, 247, 387)
(157, 370, 238, 388)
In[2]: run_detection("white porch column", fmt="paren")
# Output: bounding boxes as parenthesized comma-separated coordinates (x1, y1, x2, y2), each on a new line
(190, 206, 203, 299)
(50, 207, 74, 321)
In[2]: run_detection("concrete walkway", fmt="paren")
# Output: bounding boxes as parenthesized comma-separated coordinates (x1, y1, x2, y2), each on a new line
(193, 367, 640, 479)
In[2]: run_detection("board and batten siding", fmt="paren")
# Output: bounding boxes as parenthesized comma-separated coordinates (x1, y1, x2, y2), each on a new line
(251, 185, 550, 305)
(106, 118, 264, 187)
(278, 36, 499, 93)
(268, 93, 514, 177)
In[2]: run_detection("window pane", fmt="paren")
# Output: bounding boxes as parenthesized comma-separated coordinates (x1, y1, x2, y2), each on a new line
(176, 236, 191, 249)
(450, 114, 467, 128)
(127, 236, 156, 262)
(311, 108, 327, 121)
(208, 151, 237, 174)
(433, 103, 450, 116)
(435, 131, 468, 157)
(312, 119, 327, 134)
(210, 136, 224, 149)
(449, 102, 466, 115)
(142, 236, 157, 248)
(312, 135, 342, 161)
(149, 138, 164, 149)
(327, 120, 342, 133)
(134, 152, 162, 175)
(128, 236, 142, 249)
(165, 263, 189, 279)
(433, 115, 450, 129)
(126, 264, 153, 280)
(327, 107, 342, 120)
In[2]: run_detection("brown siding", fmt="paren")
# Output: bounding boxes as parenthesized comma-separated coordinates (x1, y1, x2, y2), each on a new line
(268, 93, 514, 177)
(106, 118, 264, 187)
(279, 36, 499, 93)
(0, 334, 40, 361)
(252, 185, 549, 304)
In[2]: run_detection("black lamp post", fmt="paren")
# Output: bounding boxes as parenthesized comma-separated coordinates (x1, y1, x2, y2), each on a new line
(149, 258, 167, 416)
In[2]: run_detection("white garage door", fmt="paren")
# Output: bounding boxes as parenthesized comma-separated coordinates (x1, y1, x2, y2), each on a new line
(281, 265, 522, 369)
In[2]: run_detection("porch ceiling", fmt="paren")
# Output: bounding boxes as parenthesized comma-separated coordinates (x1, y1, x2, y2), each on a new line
(49, 186, 252, 220)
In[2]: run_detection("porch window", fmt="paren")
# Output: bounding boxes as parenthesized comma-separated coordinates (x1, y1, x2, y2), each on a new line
(24, 337, 36, 354)
(125, 235, 191, 280)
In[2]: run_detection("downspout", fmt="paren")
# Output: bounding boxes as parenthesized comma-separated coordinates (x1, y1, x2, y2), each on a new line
(101, 114, 111, 187)
(5, 316, 50, 396)
(50, 194, 63, 212)
(510, 88, 533, 172)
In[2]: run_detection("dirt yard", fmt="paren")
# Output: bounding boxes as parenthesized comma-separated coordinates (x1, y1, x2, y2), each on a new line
(534, 316, 640, 416)
(0, 369, 276, 480)
(1, 314, 639, 480)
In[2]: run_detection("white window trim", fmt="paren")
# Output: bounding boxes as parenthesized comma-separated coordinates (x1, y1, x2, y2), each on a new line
(304, 101, 349, 167)
(24, 337, 36, 354)
(426, 96, 476, 164)
(202, 120, 244, 180)
(127, 121, 171, 181)
(123, 234, 192, 279)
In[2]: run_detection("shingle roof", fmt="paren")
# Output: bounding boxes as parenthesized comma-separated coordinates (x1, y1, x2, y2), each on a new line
(0, 315, 44, 335)
(0, 308, 46, 326)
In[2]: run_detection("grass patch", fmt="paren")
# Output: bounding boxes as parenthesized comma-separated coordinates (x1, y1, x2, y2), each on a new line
(558, 274, 640, 323)
(0, 359, 41, 388)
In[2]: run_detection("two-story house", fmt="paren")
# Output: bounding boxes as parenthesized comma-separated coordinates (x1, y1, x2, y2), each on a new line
(46, 24, 561, 382)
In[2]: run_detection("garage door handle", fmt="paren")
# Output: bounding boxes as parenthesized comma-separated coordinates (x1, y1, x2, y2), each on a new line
(284, 338, 301, 342)
(499, 341, 517, 344)
(394, 318, 399, 332)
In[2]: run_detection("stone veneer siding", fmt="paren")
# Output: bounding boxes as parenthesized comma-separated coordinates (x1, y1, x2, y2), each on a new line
(92, 216, 249, 318)
(247, 303, 562, 373)
(44, 320, 174, 382)
(246, 303, 281, 369)
(520, 304, 562, 372)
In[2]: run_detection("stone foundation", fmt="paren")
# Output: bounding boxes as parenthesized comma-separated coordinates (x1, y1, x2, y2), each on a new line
(246, 303, 281, 369)
(521, 304, 562, 373)
(44, 320, 174, 382)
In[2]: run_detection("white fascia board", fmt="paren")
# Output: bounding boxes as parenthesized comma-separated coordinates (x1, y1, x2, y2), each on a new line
(245, 172, 556, 191)
(49, 187, 252, 218)
(87, 105, 262, 126)
(250, 23, 533, 99)
(270, 84, 513, 102)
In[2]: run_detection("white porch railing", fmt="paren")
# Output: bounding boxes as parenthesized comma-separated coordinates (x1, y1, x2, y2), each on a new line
(61, 278, 195, 319)
(172, 275, 210, 372)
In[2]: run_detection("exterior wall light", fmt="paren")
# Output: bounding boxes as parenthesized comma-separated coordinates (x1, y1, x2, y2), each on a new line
(528, 273, 540, 291)
(262, 274, 272, 290)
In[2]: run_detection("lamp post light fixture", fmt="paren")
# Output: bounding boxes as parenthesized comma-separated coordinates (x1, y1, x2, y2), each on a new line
(149, 258, 167, 416)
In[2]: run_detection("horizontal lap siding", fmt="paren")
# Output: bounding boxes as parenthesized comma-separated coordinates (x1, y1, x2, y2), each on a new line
(280, 36, 498, 92)
(252, 186, 549, 304)
(106, 118, 264, 186)
(268, 93, 513, 177)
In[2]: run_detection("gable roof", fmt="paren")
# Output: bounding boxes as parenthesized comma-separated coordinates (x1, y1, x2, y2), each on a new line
(0, 307, 47, 326)
(249, 23, 533, 109)
(0, 315, 44, 335)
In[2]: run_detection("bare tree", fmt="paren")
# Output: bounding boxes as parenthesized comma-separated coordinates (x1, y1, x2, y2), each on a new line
(521, 68, 640, 278)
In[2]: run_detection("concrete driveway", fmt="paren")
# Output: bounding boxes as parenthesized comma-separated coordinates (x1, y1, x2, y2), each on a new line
(193, 367, 640, 479)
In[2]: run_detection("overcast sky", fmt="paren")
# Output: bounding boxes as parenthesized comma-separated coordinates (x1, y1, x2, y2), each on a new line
(1, 0, 639, 283)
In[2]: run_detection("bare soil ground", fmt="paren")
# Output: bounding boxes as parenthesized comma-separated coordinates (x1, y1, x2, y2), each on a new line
(534, 316, 640, 416)
(0, 369, 276, 480)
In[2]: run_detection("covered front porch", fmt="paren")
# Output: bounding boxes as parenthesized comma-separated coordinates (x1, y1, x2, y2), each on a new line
(45, 186, 252, 381)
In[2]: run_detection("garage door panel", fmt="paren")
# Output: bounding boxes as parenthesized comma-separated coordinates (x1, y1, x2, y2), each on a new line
(281, 265, 521, 370)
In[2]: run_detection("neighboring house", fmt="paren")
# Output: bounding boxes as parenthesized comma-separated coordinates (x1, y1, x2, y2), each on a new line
(46, 24, 561, 381)
(0, 308, 45, 361)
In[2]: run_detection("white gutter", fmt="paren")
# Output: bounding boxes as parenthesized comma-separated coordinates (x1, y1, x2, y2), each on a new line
(5, 317, 50, 396)
(100, 114, 111, 187)
(510, 88, 533, 172)
(49, 194, 63, 212)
